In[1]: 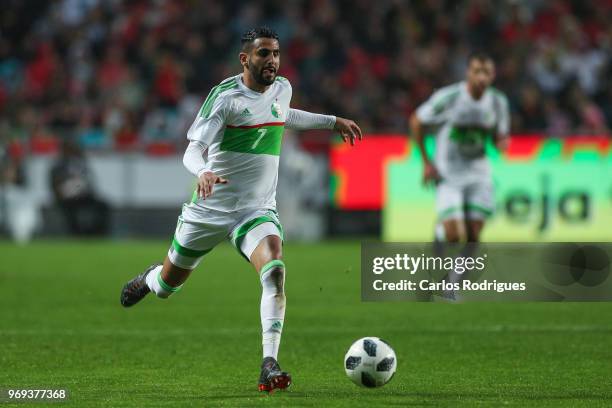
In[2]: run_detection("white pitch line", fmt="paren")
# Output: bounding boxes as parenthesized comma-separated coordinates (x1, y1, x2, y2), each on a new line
(1, 325, 612, 337)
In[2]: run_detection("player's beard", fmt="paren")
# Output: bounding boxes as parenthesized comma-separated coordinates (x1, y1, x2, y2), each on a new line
(250, 62, 276, 86)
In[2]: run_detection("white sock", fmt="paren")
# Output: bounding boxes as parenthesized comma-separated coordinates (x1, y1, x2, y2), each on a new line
(145, 265, 182, 298)
(260, 260, 286, 359)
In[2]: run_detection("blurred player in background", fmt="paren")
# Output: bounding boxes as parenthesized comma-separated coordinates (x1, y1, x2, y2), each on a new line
(119, 27, 362, 392)
(410, 52, 509, 247)
(50, 139, 109, 236)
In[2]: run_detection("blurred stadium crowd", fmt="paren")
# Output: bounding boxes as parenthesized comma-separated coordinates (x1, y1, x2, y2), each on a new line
(0, 0, 611, 157)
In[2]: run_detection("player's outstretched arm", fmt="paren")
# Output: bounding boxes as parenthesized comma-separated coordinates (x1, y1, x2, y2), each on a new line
(494, 92, 511, 152)
(285, 108, 362, 146)
(410, 113, 439, 186)
(495, 134, 509, 151)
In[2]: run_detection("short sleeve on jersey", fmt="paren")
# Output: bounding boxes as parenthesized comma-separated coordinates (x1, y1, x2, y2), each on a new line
(187, 94, 229, 145)
(416, 86, 460, 125)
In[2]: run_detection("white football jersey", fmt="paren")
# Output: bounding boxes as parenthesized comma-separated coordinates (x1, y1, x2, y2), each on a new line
(416, 81, 509, 183)
(186, 74, 292, 212)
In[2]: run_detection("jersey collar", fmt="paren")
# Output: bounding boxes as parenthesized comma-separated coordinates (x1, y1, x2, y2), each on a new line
(463, 81, 489, 103)
(237, 73, 274, 97)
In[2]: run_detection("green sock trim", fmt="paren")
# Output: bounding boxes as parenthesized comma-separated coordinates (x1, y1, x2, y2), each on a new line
(157, 272, 182, 293)
(260, 260, 285, 275)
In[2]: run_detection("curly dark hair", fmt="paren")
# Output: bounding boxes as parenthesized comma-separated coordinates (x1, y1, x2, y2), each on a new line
(241, 26, 279, 51)
(467, 51, 494, 64)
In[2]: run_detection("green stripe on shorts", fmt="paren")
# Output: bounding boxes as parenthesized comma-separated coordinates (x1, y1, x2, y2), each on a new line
(172, 237, 212, 258)
(465, 204, 493, 216)
(231, 211, 284, 261)
(438, 206, 461, 220)
(438, 204, 493, 220)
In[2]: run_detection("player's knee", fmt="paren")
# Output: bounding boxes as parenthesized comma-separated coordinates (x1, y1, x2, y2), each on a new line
(268, 242, 283, 260)
(442, 220, 464, 242)
(466, 221, 484, 242)
(444, 228, 462, 242)
(446, 234, 461, 243)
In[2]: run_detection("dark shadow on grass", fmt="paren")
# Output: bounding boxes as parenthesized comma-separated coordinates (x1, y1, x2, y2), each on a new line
(407, 391, 612, 402)
(201, 392, 309, 400)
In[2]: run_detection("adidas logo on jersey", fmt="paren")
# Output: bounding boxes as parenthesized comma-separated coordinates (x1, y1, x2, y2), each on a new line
(240, 108, 251, 116)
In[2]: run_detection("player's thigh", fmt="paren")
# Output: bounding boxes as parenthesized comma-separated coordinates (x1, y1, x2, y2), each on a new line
(230, 209, 283, 273)
(436, 182, 465, 242)
(168, 204, 230, 271)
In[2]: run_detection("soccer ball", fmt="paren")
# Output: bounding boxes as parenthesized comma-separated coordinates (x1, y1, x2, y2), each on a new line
(344, 337, 397, 387)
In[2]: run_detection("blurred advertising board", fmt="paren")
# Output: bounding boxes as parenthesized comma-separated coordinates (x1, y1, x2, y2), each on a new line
(330, 135, 612, 241)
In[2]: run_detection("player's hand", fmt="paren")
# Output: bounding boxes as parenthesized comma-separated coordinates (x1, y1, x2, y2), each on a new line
(423, 162, 440, 187)
(496, 136, 509, 151)
(334, 117, 363, 146)
(197, 171, 228, 199)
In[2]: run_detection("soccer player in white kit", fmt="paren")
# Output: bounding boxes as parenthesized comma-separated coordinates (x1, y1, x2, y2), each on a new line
(120, 27, 362, 392)
(410, 52, 509, 245)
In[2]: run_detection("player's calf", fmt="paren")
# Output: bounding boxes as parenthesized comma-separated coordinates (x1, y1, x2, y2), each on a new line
(260, 259, 285, 359)
(145, 263, 183, 299)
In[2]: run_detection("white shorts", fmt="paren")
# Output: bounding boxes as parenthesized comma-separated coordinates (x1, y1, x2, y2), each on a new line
(436, 180, 494, 221)
(168, 203, 283, 269)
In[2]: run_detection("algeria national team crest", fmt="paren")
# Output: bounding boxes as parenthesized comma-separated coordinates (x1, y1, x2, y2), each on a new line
(271, 101, 282, 118)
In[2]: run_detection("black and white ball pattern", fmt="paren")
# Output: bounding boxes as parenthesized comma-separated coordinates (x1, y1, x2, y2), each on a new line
(344, 337, 397, 387)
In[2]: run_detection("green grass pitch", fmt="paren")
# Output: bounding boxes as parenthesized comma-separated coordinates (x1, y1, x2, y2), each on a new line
(1, 240, 612, 407)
